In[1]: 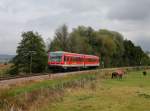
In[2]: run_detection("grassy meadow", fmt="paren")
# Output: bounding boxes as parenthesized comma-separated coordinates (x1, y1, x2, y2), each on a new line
(0, 69, 150, 111)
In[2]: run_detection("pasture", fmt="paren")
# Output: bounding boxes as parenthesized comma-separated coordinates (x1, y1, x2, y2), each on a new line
(0, 69, 150, 111)
(43, 70, 150, 111)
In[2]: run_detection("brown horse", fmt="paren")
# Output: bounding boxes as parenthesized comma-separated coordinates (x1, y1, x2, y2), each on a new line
(112, 69, 125, 79)
(143, 71, 147, 76)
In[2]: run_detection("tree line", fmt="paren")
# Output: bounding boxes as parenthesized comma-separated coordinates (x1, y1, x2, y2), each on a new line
(49, 25, 150, 67)
(9, 24, 150, 74)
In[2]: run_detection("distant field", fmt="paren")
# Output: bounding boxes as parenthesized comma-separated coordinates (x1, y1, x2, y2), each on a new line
(0, 64, 11, 77)
(0, 69, 150, 111)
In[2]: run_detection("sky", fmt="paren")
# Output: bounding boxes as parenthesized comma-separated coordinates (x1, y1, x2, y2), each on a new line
(0, 0, 150, 54)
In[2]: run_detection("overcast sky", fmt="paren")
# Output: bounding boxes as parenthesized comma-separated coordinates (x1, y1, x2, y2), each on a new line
(0, 0, 150, 54)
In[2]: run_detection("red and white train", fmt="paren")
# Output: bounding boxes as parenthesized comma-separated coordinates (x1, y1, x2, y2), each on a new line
(48, 51, 100, 70)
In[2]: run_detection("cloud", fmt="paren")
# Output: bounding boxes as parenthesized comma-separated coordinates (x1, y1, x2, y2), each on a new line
(134, 35, 150, 51)
(0, 0, 150, 54)
(107, 0, 150, 21)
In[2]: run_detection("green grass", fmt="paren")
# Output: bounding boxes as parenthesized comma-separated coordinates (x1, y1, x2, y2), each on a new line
(1, 70, 150, 111)
(42, 70, 150, 111)
(0, 73, 97, 111)
(103, 71, 150, 88)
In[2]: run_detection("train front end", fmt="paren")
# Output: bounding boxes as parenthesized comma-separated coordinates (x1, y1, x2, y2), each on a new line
(48, 51, 64, 70)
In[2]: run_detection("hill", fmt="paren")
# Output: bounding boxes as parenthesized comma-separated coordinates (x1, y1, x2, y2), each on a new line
(0, 54, 15, 63)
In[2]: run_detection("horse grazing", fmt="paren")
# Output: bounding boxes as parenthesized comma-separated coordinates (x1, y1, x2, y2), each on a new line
(143, 71, 147, 76)
(112, 69, 125, 79)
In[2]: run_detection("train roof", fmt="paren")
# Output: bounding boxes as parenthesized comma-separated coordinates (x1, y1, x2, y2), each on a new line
(49, 51, 99, 58)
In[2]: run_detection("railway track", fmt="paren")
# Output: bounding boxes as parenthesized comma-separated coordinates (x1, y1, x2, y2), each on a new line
(0, 73, 52, 81)
(0, 66, 149, 87)
(0, 69, 100, 87)
(0, 69, 96, 81)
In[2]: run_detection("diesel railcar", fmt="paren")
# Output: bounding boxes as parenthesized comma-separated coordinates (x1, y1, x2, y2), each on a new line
(48, 51, 100, 70)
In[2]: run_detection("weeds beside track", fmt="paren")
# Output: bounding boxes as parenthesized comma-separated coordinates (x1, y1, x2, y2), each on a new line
(0, 66, 149, 87)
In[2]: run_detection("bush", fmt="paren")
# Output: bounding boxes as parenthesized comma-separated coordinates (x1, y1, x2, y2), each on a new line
(8, 66, 19, 75)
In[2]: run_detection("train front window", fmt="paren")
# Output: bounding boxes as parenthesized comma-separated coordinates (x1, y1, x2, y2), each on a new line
(50, 56, 62, 62)
(49, 52, 62, 62)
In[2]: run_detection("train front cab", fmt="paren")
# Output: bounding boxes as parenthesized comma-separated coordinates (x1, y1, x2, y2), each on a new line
(48, 51, 65, 71)
(48, 51, 84, 71)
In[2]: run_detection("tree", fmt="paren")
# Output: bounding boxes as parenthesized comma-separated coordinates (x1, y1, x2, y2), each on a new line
(122, 40, 148, 66)
(68, 31, 92, 54)
(68, 26, 93, 54)
(10, 31, 47, 74)
(49, 24, 69, 51)
(95, 29, 117, 67)
(111, 31, 124, 66)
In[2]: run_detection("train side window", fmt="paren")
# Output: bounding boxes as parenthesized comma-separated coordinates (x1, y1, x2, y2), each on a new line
(85, 58, 87, 62)
(64, 56, 67, 62)
(74, 57, 77, 62)
(76, 57, 78, 62)
(89, 58, 90, 62)
(80, 57, 83, 62)
(79, 57, 81, 62)
(70, 57, 72, 62)
(92, 58, 95, 62)
(75, 57, 78, 62)
(79, 57, 82, 62)
(84, 58, 86, 62)
(89, 58, 91, 62)
(86, 58, 89, 62)
(94, 59, 95, 62)
(74, 57, 78, 62)
(72, 57, 74, 62)
(67, 57, 69, 62)
(74, 57, 76, 62)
